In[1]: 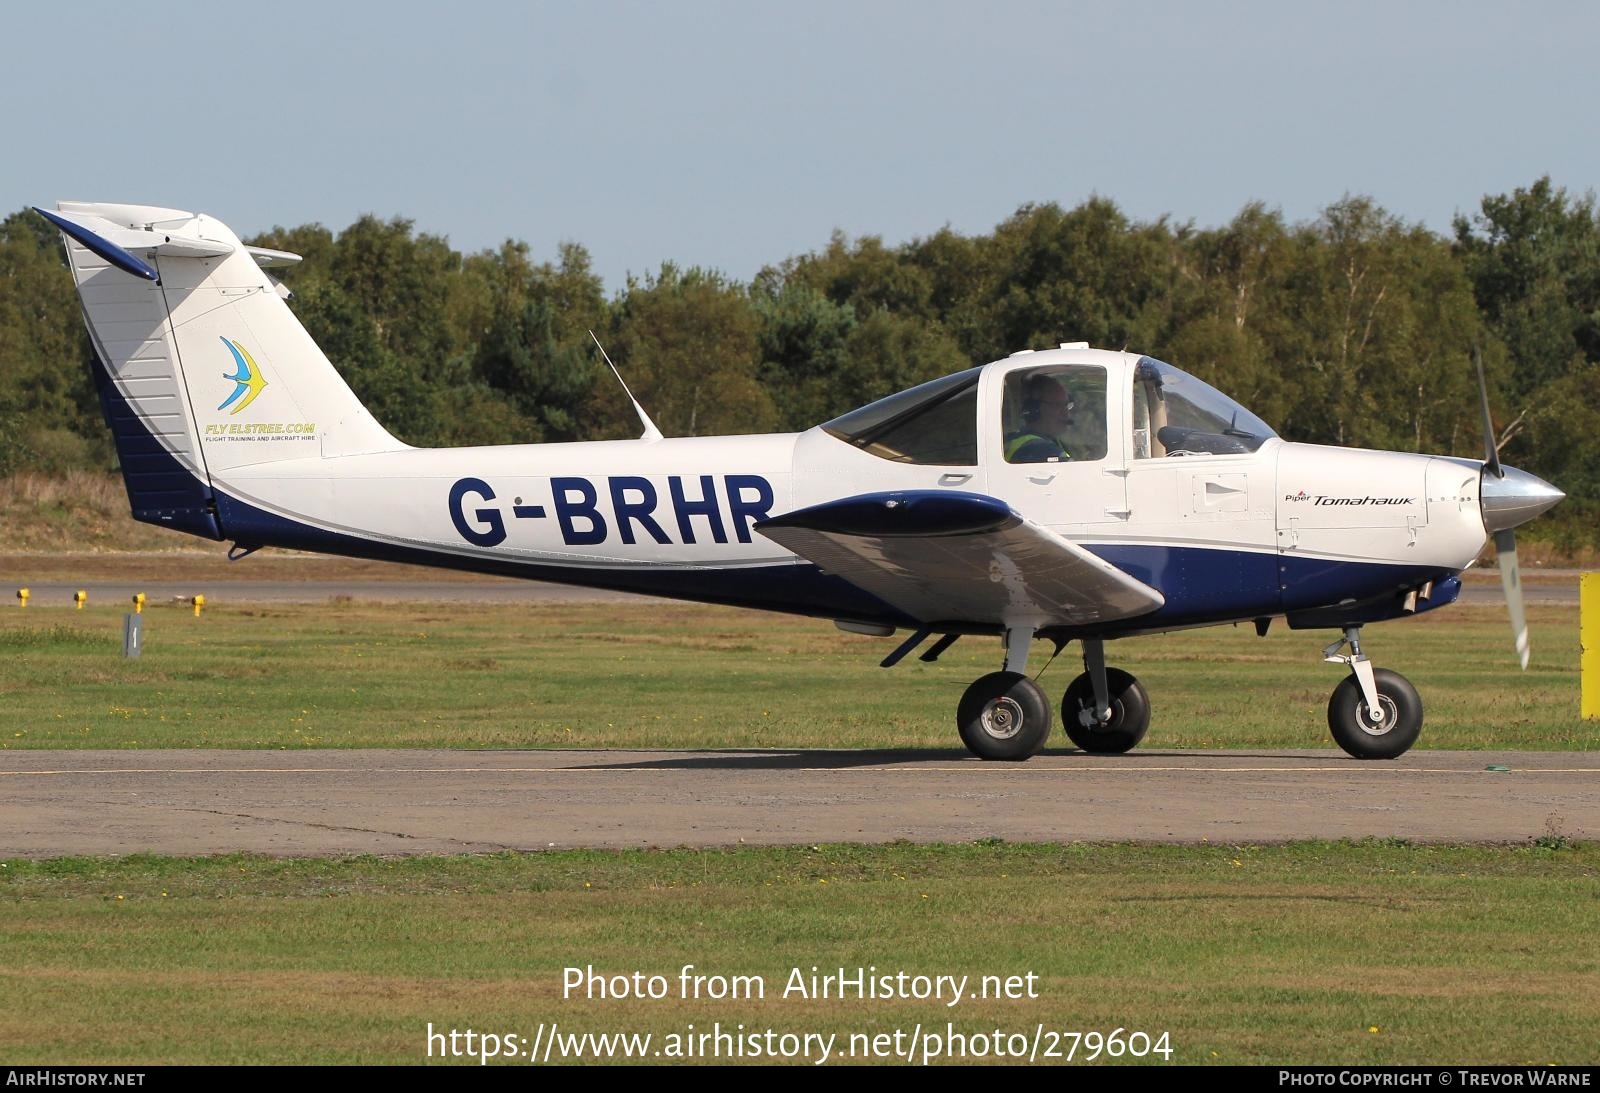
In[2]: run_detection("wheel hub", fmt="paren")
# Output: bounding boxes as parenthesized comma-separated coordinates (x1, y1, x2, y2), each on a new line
(1355, 695, 1399, 736)
(981, 696, 1024, 739)
(1075, 701, 1117, 731)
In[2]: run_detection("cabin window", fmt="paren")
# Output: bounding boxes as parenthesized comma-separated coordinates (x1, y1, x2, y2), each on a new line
(821, 367, 981, 466)
(999, 365, 1108, 463)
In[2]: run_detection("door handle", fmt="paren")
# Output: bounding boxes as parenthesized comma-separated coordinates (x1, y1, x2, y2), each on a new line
(1028, 473, 1056, 485)
(939, 473, 972, 486)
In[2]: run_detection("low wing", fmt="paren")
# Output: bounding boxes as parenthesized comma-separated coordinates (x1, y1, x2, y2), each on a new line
(756, 491, 1163, 628)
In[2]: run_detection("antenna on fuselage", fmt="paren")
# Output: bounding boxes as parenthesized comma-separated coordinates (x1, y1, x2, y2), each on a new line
(589, 329, 663, 442)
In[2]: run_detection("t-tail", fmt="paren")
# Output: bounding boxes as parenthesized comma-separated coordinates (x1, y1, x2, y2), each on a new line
(37, 202, 404, 540)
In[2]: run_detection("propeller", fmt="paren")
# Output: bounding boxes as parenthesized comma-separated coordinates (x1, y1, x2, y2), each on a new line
(1473, 347, 1563, 669)
(1475, 346, 1502, 481)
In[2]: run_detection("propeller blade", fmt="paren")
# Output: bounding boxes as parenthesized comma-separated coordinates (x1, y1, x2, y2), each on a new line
(1474, 346, 1504, 480)
(1493, 528, 1529, 670)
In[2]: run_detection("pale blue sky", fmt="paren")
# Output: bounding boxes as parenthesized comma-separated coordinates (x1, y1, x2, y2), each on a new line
(9, 1, 1596, 292)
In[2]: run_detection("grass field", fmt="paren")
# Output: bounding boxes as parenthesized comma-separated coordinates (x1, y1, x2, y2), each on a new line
(0, 843, 1595, 1066)
(0, 597, 1586, 752)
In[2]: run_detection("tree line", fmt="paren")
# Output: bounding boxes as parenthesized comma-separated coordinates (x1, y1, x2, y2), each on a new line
(1, 177, 1596, 546)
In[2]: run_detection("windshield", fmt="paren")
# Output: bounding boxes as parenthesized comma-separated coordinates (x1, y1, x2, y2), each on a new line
(1132, 357, 1276, 457)
(821, 367, 982, 465)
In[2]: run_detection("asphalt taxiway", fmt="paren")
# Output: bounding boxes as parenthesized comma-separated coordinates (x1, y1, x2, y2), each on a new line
(1, 749, 1591, 857)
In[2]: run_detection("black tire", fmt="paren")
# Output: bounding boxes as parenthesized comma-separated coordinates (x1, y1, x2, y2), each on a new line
(1061, 668, 1150, 754)
(1327, 668, 1423, 760)
(957, 671, 1052, 760)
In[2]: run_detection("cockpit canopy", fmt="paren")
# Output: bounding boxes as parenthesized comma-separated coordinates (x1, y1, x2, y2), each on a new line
(820, 352, 1275, 466)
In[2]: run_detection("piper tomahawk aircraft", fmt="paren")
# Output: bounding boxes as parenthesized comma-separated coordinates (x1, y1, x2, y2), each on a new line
(38, 201, 1565, 761)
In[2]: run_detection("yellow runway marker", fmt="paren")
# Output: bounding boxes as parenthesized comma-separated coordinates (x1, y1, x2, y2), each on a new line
(1583, 573, 1598, 720)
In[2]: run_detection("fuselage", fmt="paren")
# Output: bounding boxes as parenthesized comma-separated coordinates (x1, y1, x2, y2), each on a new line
(204, 347, 1491, 636)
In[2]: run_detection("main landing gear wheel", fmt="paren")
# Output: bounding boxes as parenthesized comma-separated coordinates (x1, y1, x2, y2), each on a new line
(1327, 668, 1422, 760)
(957, 671, 1052, 761)
(1062, 668, 1150, 754)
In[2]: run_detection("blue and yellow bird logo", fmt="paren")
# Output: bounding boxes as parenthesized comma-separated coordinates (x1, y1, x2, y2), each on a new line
(218, 337, 268, 414)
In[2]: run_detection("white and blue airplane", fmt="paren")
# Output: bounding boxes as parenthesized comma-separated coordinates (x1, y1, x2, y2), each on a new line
(37, 201, 1565, 761)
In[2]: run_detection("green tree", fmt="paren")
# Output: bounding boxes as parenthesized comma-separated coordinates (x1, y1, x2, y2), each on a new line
(328, 216, 463, 383)
(1271, 197, 1480, 452)
(0, 210, 103, 471)
(1160, 204, 1296, 428)
(980, 199, 1187, 357)
(902, 226, 998, 360)
(246, 223, 336, 279)
(837, 307, 968, 407)
(780, 231, 936, 319)
(466, 240, 606, 442)
(606, 265, 773, 437)
(1455, 178, 1600, 524)
(751, 279, 857, 429)
(284, 279, 438, 445)
(1453, 177, 1600, 400)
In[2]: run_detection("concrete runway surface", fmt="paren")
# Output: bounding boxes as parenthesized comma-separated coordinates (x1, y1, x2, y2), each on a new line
(0, 749, 1592, 857)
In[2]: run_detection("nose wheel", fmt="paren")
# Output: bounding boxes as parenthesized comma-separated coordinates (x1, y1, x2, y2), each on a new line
(1326, 669, 1422, 759)
(1323, 627, 1423, 759)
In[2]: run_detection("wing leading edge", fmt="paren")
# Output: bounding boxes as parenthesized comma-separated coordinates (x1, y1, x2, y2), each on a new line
(756, 491, 1163, 629)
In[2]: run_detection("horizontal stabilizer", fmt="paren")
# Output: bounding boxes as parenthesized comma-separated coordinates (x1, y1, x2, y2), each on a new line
(757, 491, 1164, 628)
(34, 206, 236, 282)
(34, 207, 158, 280)
(247, 246, 302, 269)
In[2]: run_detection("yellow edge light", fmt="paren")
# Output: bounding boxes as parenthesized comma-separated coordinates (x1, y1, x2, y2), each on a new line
(1583, 574, 1599, 720)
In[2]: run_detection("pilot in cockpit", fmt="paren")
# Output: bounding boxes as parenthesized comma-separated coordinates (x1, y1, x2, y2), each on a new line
(1004, 374, 1074, 463)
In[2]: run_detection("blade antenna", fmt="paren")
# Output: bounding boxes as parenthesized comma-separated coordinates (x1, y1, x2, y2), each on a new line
(590, 330, 663, 442)
(1474, 344, 1503, 479)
